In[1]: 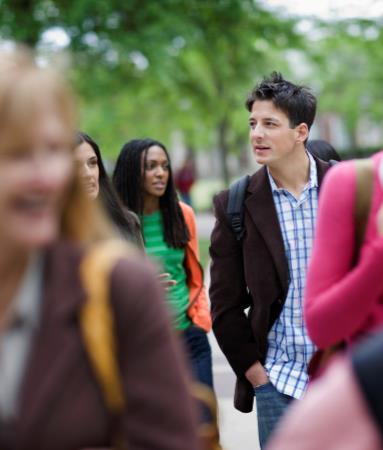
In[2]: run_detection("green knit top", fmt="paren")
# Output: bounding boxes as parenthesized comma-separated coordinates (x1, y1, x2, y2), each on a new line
(142, 210, 192, 330)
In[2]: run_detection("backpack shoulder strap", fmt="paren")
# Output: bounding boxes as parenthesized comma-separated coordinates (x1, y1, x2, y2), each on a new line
(79, 239, 133, 415)
(328, 159, 339, 167)
(354, 159, 374, 263)
(226, 174, 250, 241)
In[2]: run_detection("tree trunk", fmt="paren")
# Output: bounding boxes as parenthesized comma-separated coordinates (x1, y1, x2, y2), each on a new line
(217, 118, 230, 186)
(349, 126, 358, 151)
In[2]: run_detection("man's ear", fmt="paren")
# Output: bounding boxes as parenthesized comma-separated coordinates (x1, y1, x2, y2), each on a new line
(295, 123, 309, 144)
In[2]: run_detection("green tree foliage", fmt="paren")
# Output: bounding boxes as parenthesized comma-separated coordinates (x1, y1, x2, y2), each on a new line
(0, 0, 303, 182)
(304, 18, 383, 148)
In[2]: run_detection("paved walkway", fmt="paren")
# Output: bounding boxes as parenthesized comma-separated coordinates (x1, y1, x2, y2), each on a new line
(196, 213, 260, 450)
(195, 212, 216, 239)
(209, 317, 259, 450)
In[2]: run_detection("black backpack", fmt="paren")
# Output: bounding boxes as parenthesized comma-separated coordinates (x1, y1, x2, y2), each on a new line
(226, 174, 250, 241)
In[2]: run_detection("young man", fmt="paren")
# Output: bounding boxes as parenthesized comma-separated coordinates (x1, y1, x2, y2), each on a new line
(209, 72, 330, 448)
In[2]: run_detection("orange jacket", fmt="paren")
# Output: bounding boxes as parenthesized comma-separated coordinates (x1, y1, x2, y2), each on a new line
(180, 202, 212, 332)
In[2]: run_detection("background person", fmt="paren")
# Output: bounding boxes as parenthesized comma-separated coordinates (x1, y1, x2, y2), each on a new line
(0, 47, 199, 450)
(174, 154, 197, 206)
(75, 131, 143, 247)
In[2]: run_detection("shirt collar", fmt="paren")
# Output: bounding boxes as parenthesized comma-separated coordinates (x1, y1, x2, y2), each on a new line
(307, 151, 319, 189)
(267, 151, 318, 193)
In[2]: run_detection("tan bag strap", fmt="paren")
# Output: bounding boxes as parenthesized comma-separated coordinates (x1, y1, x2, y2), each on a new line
(79, 240, 132, 415)
(354, 159, 374, 263)
(79, 240, 222, 450)
(191, 383, 223, 450)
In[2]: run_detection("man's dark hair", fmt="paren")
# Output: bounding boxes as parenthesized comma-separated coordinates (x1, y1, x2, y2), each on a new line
(112, 138, 189, 249)
(245, 72, 317, 130)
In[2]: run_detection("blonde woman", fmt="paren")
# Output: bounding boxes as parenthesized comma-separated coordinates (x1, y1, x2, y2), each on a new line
(0, 48, 198, 450)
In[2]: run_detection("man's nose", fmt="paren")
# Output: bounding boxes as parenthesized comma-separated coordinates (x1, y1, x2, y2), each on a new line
(251, 124, 264, 140)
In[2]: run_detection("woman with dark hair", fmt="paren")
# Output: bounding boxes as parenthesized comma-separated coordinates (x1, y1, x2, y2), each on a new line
(113, 138, 214, 391)
(75, 132, 143, 247)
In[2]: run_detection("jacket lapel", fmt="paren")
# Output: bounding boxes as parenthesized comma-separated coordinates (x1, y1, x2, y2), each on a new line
(315, 156, 330, 188)
(245, 166, 289, 293)
(18, 241, 86, 440)
(244, 158, 330, 295)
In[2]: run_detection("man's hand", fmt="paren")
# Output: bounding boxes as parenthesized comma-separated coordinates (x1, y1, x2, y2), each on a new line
(245, 361, 269, 387)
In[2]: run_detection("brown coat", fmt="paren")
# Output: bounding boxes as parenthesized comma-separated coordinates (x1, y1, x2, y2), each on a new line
(209, 158, 329, 413)
(4, 240, 199, 450)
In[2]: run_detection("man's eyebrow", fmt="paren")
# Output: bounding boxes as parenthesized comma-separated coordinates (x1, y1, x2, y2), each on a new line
(263, 116, 280, 122)
(249, 115, 280, 122)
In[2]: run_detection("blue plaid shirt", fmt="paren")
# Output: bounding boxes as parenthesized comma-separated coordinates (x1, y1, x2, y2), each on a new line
(264, 152, 318, 399)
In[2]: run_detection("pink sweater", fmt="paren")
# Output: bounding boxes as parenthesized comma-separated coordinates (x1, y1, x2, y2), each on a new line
(266, 357, 382, 450)
(304, 151, 383, 348)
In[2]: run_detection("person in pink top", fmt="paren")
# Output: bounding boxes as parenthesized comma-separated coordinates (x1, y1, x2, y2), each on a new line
(266, 331, 383, 450)
(304, 151, 383, 349)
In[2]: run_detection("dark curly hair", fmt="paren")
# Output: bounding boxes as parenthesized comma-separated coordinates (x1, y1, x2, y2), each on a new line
(246, 71, 317, 131)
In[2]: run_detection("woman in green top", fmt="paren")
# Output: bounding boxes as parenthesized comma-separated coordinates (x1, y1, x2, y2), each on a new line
(113, 138, 213, 392)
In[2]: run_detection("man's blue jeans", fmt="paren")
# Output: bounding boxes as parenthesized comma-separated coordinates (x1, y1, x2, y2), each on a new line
(255, 382, 293, 449)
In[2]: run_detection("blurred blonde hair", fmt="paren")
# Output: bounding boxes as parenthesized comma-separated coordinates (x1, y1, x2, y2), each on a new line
(0, 46, 115, 244)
